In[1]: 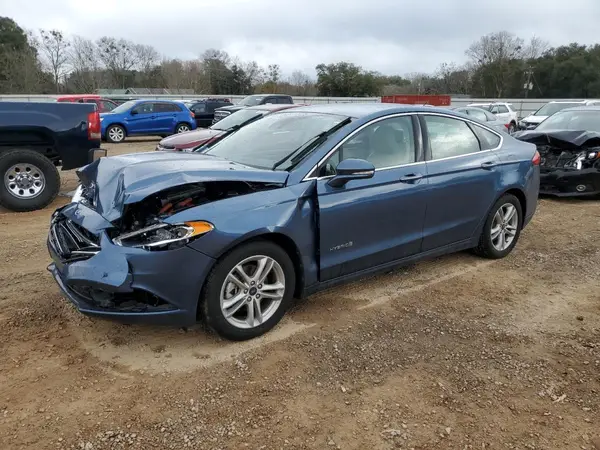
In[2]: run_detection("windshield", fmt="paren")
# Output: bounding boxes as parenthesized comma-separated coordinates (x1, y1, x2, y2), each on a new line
(534, 103, 581, 116)
(210, 109, 265, 130)
(238, 95, 265, 107)
(206, 112, 348, 170)
(110, 100, 136, 114)
(536, 110, 600, 132)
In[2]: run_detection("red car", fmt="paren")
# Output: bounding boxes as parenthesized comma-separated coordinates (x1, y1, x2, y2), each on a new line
(56, 95, 118, 113)
(155, 104, 302, 152)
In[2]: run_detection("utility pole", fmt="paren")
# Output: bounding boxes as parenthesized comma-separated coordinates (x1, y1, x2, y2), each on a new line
(523, 67, 534, 98)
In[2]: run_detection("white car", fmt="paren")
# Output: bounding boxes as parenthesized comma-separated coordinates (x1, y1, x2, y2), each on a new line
(518, 100, 600, 130)
(468, 102, 519, 133)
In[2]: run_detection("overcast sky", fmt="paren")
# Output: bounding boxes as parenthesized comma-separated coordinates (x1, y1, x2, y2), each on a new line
(2, 0, 598, 76)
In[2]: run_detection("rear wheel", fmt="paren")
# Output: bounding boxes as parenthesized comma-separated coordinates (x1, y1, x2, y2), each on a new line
(106, 125, 126, 143)
(0, 149, 60, 212)
(200, 240, 295, 341)
(473, 193, 523, 259)
(175, 123, 191, 134)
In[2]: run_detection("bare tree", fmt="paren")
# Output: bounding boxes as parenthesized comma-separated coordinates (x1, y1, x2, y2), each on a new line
(288, 70, 312, 95)
(97, 37, 139, 88)
(135, 44, 160, 72)
(466, 31, 524, 97)
(68, 36, 103, 92)
(38, 29, 70, 92)
(522, 35, 550, 61)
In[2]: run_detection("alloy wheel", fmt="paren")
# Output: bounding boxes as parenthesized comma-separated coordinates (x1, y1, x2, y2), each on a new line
(108, 127, 125, 142)
(490, 203, 518, 251)
(220, 255, 286, 329)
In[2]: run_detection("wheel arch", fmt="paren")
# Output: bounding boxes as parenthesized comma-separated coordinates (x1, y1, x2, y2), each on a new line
(503, 187, 527, 219)
(105, 122, 128, 138)
(198, 231, 305, 313)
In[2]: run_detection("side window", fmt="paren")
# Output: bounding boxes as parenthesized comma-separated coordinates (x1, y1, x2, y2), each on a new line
(497, 105, 509, 114)
(468, 109, 488, 122)
(133, 103, 154, 114)
(471, 124, 501, 150)
(277, 97, 292, 104)
(154, 103, 180, 113)
(320, 116, 416, 176)
(206, 103, 218, 113)
(263, 97, 276, 104)
(489, 105, 499, 114)
(424, 115, 480, 160)
(193, 103, 207, 113)
(101, 101, 115, 112)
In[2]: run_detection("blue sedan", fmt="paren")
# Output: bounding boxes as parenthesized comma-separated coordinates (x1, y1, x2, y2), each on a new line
(47, 104, 540, 340)
(100, 99, 196, 143)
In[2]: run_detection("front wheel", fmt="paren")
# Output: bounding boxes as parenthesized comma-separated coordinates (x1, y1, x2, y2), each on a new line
(473, 194, 523, 259)
(200, 240, 295, 341)
(0, 149, 60, 212)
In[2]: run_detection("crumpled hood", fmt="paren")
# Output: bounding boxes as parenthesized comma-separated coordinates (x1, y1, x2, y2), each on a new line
(77, 152, 289, 222)
(159, 128, 224, 148)
(514, 129, 600, 149)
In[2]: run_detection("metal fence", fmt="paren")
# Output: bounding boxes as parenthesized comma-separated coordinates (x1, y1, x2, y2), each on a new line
(1, 94, 599, 118)
(0, 94, 381, 104)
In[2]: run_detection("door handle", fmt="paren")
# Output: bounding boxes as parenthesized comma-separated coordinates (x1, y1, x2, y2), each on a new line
(481, 161, 497, 170)
(399, 173, 423, 183)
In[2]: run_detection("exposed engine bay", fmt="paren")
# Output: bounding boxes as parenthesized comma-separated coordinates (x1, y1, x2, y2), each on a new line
(116, 180, 281, 234)
(515, 130, 600, 196)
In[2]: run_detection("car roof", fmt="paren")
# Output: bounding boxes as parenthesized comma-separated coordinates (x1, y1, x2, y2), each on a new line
(560, 106, 600, 112)
(276, 103, 457, 119)
(246, 104, 302, 112)
(247, 93, 291, 97)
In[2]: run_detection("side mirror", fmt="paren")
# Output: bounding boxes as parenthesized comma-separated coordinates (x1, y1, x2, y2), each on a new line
(130, 109, 138, 116)
(327, 158, 375, 188)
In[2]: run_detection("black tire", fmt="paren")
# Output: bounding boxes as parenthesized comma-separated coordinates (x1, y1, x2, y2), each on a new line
(200, 240, 296, 341)
(175, 123, 191, 134)
(473, 193, 523, 259)
(0, 149, 60, 212)
(105, 124, 126, 143)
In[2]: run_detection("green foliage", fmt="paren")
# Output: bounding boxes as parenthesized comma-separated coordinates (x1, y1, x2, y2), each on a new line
(315, 62, 380, 97)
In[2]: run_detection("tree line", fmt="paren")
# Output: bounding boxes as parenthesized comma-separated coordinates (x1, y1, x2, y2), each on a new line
(1, 16, 600, 98)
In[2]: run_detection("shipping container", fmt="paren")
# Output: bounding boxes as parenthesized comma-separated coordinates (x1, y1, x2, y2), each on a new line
(381, 95, 451, 106)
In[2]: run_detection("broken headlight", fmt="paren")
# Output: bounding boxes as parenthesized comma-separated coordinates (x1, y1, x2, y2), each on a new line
(566, 151, 600, 170)
(112, 221, 213, 250)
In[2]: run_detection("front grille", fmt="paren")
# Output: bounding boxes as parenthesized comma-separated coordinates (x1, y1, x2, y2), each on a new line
(213, 111, 231, 123)
(49, 217, 100, 262)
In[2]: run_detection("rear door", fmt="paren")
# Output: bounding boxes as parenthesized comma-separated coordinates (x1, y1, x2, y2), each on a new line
(420, 113, 503, 251)
(128, 102, 155, 134)
(154, 102, 180, 132)
(191, 103, 211, 127)
(490, 104, 511, 124)
(316, 114, 429, 280)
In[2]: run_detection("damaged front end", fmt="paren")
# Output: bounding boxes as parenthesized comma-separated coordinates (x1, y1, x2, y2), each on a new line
(515, 130, 600, 197)
(47, 152, 288, 325)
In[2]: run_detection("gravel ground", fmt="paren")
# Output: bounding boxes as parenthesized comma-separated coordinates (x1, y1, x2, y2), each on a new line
(0, 138, 599, 450)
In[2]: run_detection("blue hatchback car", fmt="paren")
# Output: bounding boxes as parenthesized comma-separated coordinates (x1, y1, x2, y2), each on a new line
(100, 99, 196, 143)
(47, 104, 540, 340)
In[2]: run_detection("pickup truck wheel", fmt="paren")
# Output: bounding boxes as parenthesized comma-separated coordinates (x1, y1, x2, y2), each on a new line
(200, 240, 295, 341)
(106, 125, 126, 143)
(0, 149, 60, 212)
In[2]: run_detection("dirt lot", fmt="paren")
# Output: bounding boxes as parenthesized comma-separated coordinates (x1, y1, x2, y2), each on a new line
(1, 138, 599, 450)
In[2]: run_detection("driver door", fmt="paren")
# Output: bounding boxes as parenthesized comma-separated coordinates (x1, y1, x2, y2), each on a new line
(316, 115, 429, 281)
(128, 102, 155, 134)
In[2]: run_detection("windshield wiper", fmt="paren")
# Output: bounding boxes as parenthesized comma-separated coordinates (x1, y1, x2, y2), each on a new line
(271, 117, 352, 170)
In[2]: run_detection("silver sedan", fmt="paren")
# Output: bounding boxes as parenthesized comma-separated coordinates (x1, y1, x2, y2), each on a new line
(450, 106, 510, 134)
